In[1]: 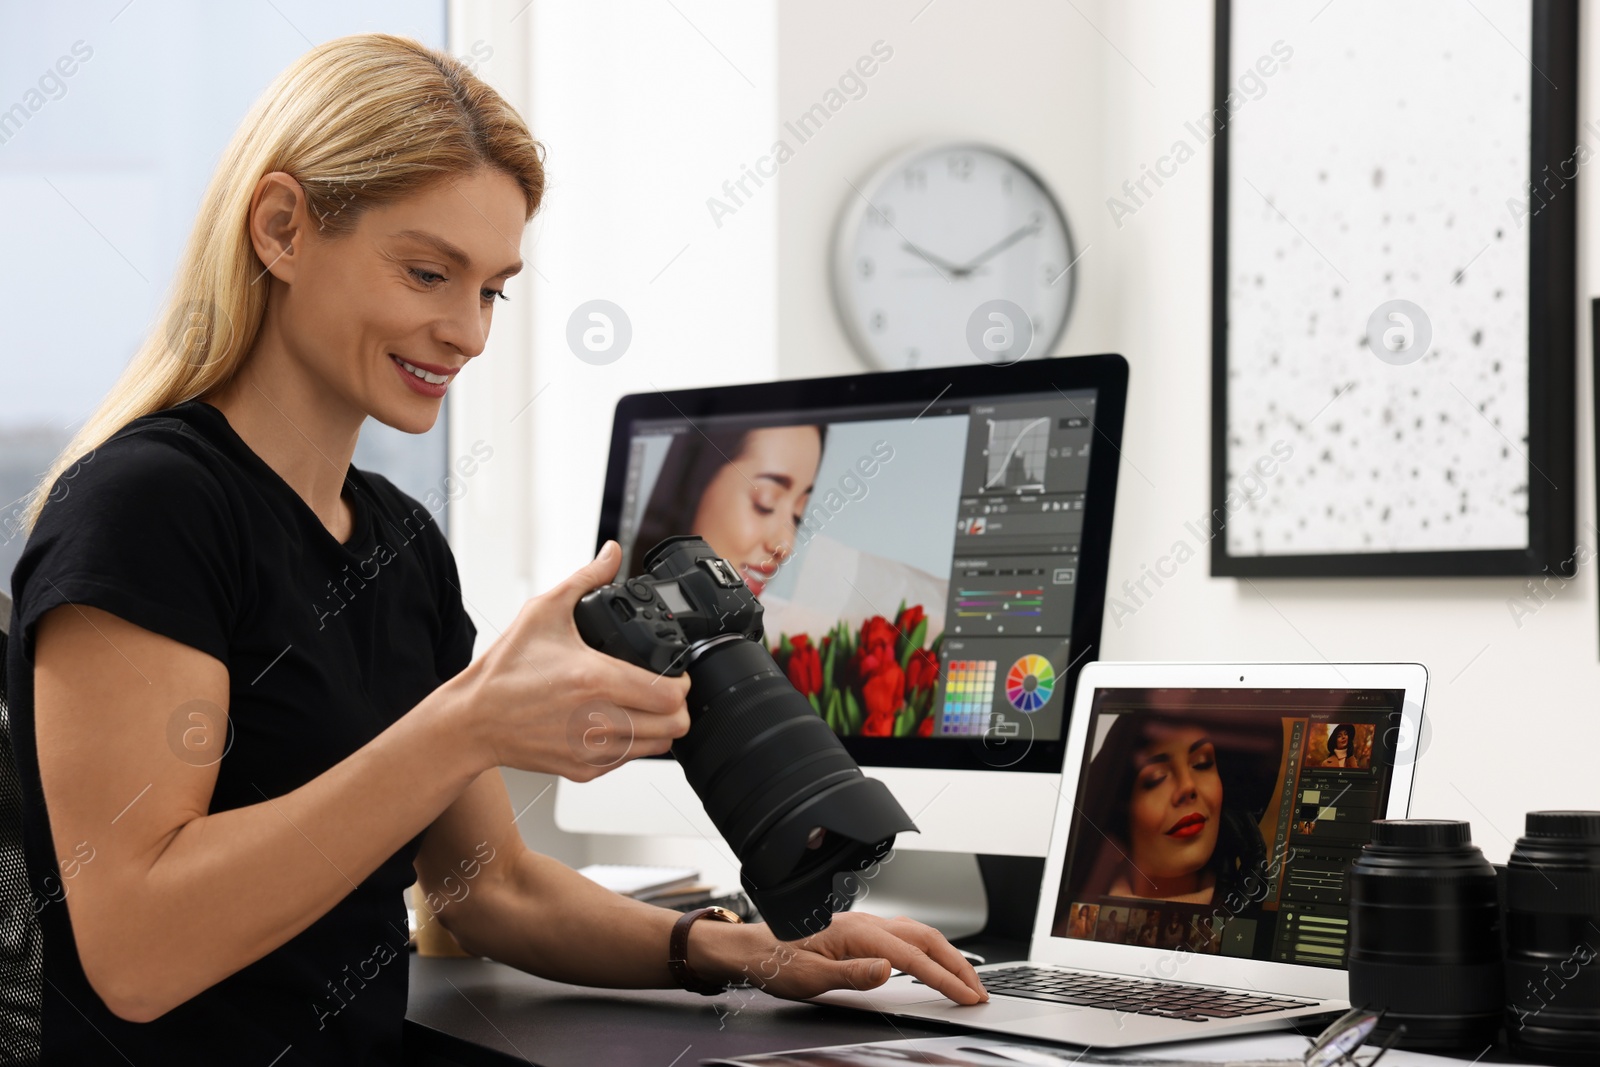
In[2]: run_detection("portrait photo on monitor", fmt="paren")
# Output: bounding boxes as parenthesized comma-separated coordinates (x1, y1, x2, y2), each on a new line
(1047, 687, 1406, 968)
(1061, 705, 1284, 911)
(1301, 721, 1374, 771)
(618, 414, 966, 739)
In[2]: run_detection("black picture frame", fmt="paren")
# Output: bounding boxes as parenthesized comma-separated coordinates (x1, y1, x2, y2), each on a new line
(1211, 0, 1578, 578)
(1593, 298, 1600, 651)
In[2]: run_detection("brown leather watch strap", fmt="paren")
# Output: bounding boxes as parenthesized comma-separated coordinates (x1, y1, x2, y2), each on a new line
(669, 905, 744, 995)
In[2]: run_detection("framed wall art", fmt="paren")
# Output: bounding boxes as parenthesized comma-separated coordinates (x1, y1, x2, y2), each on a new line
(1211, 0, 1577, 578)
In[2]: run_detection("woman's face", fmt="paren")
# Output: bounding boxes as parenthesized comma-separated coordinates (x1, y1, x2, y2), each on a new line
(689, 426, 822, 597)
(1331, 728, 1350, 750)
(1126, 724, 1223, 889)
(253, 166, 526, 434)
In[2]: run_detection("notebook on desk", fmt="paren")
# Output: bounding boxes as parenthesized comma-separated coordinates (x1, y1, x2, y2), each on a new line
(813, 661, 1429, 1049)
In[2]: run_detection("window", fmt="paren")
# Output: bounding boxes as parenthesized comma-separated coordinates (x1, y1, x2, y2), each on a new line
(0, 0, 451, 589)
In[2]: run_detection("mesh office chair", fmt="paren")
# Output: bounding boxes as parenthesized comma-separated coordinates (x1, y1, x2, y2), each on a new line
(0, 586, 44, 1063)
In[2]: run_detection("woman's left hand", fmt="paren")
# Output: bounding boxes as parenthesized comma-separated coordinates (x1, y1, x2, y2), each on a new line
(697, 911, 989, 1005)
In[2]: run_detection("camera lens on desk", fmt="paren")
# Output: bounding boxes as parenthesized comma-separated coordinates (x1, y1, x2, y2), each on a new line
(1346, 819, 1503, 1051)
(1504, 810, 1600, 1062)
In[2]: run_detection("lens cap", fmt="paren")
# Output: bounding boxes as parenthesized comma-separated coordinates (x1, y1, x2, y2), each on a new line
(1525, 810, 1600, 842)
(1370, 819, 1472, 849)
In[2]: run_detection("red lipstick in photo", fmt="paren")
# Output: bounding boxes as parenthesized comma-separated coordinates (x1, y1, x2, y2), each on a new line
(1166, 813, 1206, 839)
(742, 562, 776, 598)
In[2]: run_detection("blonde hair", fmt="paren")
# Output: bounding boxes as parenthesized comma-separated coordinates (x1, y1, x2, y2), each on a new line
(18, 32, 545, 536)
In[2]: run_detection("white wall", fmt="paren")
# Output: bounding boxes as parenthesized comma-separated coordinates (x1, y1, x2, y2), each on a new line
(458, 0, 1600, 901)
(1095, 0, 1598, 864)
(449, 0, 780, 877)
(774, 0, 1118, 376)
(773, 0, 1600, 865)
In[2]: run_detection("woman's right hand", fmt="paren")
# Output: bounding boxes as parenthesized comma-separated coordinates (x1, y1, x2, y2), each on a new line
(458, 540, 692, 781)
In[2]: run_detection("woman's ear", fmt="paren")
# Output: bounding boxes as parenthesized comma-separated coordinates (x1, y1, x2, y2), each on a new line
(248, 171, 306, 284)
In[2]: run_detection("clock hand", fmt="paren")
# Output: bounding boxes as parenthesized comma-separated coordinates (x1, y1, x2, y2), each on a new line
(956, 221, 1043, 274)
(899, 239, 964, 279)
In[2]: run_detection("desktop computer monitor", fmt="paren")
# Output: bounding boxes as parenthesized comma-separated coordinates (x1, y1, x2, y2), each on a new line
(555, 353, 1127, 856)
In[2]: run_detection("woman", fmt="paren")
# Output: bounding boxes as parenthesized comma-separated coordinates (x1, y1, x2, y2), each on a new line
(1063, 710, 1278, 908)
(1320, 723, 1357, 768)
(1192, 914, 1224, 954)
(627, 424, 825, 599)
(1063, 902, 1096, 940)
(1158, 910, 1188, 949)
(5, 35, 982, 1064)
(1130, 909, 1160, 948)
(1094, 907, 1128, 943)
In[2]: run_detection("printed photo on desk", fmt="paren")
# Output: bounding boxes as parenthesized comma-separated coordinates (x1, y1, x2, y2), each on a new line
(699, 1030, 1365, 1066)
(702, 1034, 1079, 1066)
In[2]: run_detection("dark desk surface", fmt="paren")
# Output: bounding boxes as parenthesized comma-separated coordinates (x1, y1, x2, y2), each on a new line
(405, 953, 961, 1067)
(404, 950, 1528, 1067)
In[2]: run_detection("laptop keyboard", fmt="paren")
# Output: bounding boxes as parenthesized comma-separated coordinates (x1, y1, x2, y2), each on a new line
(975, 966, 1318, 1022)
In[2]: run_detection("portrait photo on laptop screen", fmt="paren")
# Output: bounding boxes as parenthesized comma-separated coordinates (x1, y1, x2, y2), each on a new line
(1050, 687, 1406, 968)
(611, 392, 1097, 744)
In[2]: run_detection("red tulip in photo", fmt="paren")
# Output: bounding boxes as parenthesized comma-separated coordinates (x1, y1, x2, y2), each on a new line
(784, 633, 822, 696)
(770, 598, 943, 738)
(895, 604, 925, 638)
(906, 647, 938, 692)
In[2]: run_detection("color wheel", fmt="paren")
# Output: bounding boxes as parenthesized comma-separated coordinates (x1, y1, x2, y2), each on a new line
(1005, 654, 1055, 712)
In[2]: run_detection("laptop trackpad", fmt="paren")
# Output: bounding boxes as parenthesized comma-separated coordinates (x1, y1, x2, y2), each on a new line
(813, 983, 1079, 1025)
(812, 982, 947, 1010)
(913, 998, 1082, 1025)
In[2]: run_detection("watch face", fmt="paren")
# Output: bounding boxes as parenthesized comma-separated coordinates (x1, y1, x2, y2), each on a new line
(832, 143, 1076, 371)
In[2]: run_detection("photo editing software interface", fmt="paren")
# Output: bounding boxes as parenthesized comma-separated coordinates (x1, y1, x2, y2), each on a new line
(1050, 687, 1404, 969)
(614, 388, 1098, 742)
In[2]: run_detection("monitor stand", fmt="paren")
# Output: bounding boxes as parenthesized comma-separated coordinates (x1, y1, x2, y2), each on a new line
(951, 854, 1044, 965)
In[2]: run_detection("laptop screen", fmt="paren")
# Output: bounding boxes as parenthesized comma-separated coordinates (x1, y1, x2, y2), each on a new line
(1049, 686, 1407, 970)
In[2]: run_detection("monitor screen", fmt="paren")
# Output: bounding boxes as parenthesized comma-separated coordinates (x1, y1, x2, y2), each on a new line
(611, 386, 1100, 760)
(1049, 686, 1407, 969)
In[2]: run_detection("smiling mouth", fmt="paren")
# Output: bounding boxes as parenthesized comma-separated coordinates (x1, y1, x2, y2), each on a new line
(1166, 813, 1207, 838)
(741, 562, 777, 596)
(390, 356, 454, 385)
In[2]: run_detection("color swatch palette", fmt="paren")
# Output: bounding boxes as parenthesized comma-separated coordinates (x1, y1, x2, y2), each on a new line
(939, 659, 997, 735)
(1006, 654, 1055, 712)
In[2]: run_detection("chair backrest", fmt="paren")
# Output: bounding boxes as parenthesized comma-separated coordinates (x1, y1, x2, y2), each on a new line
(0, 586, 44, 1062)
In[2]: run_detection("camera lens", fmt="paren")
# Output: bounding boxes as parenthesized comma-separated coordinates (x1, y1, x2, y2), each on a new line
(1504, 810, 1600, 1061)
(675, 636, 914, 940)
(575, 535, 917, 940)
(1346, 819, 1503, 1050)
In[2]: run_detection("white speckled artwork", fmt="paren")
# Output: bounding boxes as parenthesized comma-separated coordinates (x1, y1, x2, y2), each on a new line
(1224, 0, 1532, 557)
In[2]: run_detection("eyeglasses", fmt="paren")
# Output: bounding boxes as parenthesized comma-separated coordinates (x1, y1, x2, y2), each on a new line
(1304, 1008, 1395, 1067)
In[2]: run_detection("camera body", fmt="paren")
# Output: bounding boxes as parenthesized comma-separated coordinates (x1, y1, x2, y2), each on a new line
(573, 535, 761, 677)
(574, 534, 917, 940)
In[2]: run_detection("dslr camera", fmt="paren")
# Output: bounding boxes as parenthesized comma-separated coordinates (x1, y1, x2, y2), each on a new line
(574, 534, 916, 940)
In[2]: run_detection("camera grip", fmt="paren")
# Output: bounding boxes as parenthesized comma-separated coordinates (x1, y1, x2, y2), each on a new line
(574, 587, 689, 676)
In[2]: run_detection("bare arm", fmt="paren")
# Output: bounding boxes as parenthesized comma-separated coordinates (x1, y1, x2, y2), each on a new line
(417, 767, 988, 1004)
(34, 542, 691, 1023)
(415, 768, 689, 987)
(32, 602, 486, 1022)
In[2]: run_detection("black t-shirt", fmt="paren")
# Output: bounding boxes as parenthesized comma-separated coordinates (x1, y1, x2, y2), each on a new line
(5, 399, 477, 1064)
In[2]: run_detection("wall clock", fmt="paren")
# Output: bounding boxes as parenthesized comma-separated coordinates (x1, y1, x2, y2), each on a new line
(831, 141, 1077, 371)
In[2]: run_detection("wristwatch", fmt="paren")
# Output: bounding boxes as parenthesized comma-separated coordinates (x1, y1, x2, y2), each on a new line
(669, 905, 744, 995)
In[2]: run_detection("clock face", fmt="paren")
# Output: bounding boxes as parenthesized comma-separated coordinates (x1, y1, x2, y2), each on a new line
(831, 143, 1076, 371)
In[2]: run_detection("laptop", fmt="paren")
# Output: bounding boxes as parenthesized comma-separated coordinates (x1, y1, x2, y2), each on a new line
(813, 660, 1429, 1048)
